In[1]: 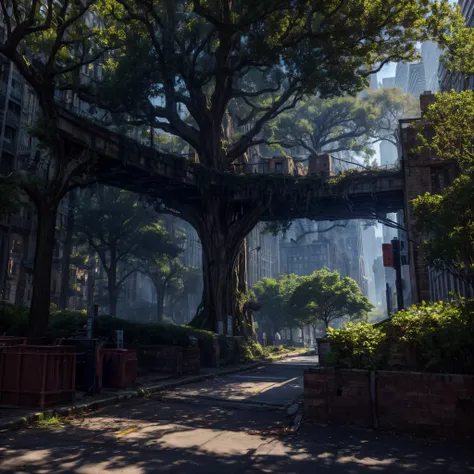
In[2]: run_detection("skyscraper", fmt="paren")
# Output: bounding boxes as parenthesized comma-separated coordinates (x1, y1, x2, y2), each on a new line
(421, 41, 441, 92)
(382, 77, 395, 88)
(407, 62, 426, 97)
(395, 62, 409, 92)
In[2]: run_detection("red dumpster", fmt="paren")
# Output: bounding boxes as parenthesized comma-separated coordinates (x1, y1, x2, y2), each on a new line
(0, 337, 26, 346)
(96, 348, 104, 392)
(102, 349, 137, 389)
(0, 345, 76, 408)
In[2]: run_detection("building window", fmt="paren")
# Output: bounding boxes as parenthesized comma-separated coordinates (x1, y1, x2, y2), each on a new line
(4, 126, 15, 143)
(275, 162, 282, 173)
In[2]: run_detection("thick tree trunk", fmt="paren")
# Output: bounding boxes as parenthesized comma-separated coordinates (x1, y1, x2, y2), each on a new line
(156, 288, 164, 323)
(59, 191, 76, 309)
(236, 240, 255, 338)
(190, 198, 264, 337)
(107, 244, 118, 316)
(29, 202, 57, 336)
(108, 283, 118, 317)
(14, 234, 30, 306)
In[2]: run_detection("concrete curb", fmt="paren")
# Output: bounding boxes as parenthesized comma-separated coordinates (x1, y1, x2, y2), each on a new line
(0, 350, 311, 432)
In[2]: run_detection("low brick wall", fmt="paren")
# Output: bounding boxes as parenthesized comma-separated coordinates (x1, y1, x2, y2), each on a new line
(305, 368, 372, 428)
(304, 368, 474, 438)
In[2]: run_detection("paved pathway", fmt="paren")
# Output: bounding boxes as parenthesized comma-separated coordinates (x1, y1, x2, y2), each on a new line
(1, 355, 473, 473)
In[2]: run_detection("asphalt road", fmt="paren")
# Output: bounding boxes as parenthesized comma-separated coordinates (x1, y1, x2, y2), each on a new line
(1, 354, 473, 474)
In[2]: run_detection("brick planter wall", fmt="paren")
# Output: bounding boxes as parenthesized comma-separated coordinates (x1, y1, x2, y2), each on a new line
(377, 371, 474, 437)
(304, 368, 372, 428)
(304, 368, 474, 438)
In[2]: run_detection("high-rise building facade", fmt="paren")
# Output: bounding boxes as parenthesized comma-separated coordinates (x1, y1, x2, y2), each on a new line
(247, 222, 280, 288)
(382, 77, 395, 88)
(407, 62, 426, 97)
(395, 62, 409, 91)
(421, 41, 441, 92)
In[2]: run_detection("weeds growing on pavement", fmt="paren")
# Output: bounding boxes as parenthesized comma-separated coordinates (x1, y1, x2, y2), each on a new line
(35, 414, 68, 428)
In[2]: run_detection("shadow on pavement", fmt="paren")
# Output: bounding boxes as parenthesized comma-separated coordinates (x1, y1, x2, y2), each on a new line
(1, 397, 473, 474)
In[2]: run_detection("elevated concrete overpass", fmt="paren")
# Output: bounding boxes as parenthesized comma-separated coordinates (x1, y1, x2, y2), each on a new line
(58, 110, 404, 222)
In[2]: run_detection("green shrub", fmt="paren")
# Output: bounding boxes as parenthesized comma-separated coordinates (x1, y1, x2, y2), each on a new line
(388, 299, 474, 374)
(93, 315, 215, 346)
(48, 309, 87, 339)
(0, 303, 29, 335)
(326, 321, 385, 369)
(237, 338, 265, 362)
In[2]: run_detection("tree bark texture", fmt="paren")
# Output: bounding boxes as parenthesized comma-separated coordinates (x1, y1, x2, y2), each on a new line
(107, 242, 118, 316)
(14, 233, 30, 306)
(29, 202, 57, 336)
(108, 282, 118, 318)
(156, 286, 165, 323)
(59, 191, 76, 309)
(189, 198, 265, 337)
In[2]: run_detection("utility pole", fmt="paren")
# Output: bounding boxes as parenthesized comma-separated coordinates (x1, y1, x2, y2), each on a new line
(86, 251, 96, 339)
(391, 238, 404, 311)
(386, 283, 391, 317)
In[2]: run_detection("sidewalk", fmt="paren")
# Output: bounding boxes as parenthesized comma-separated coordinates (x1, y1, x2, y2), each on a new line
(0, 349, 310, 432)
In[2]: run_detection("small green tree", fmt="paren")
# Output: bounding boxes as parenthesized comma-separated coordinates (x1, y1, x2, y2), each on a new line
(253, 274, 303, 338)
(74, 186, 179, 316)
(290, 268, 373, 331)
(138, 256, 184, 323)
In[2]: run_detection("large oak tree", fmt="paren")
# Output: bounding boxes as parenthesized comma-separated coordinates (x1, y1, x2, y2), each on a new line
(1, 0, 466, 335)
(83, 0, 463, 335)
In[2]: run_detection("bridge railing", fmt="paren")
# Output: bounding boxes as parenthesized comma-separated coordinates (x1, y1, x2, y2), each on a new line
(231, 161, 400, 177)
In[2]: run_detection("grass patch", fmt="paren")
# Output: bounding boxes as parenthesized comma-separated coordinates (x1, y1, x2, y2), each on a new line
(139, 389, 153, 401)
(35, 414, 69, 428)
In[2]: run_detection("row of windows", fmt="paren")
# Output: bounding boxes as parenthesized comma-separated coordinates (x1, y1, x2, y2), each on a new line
(288, 255, 326, 262)
(284, 245, 328, 256)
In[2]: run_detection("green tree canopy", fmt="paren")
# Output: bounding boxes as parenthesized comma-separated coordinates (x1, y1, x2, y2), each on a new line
(289, 268, 372, 329)
(74, 186, 180, 316)
(252, 274, 303, 334)
(0, 176, 21, 217)
(265, 95, 380, 162)
(368, 87, 419, 155)
(137, 254, 196, 323)
(0, 0, 125, 334)
(89, 0, 459, 171)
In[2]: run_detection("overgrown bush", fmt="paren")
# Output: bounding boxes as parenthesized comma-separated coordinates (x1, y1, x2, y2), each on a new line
(326, 321, 385, 369)
(324, 299, 474, 374)
(48, 309, 87, 339)
(0, 303, 28, 335)
(0, 304, 215, 354)
(93, 315, 215, 347)
(388, 299, 474, 374)
(237, 338, 265, 363)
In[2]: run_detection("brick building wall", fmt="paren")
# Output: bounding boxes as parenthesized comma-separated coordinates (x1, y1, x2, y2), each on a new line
(400, 93, 461, 303)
